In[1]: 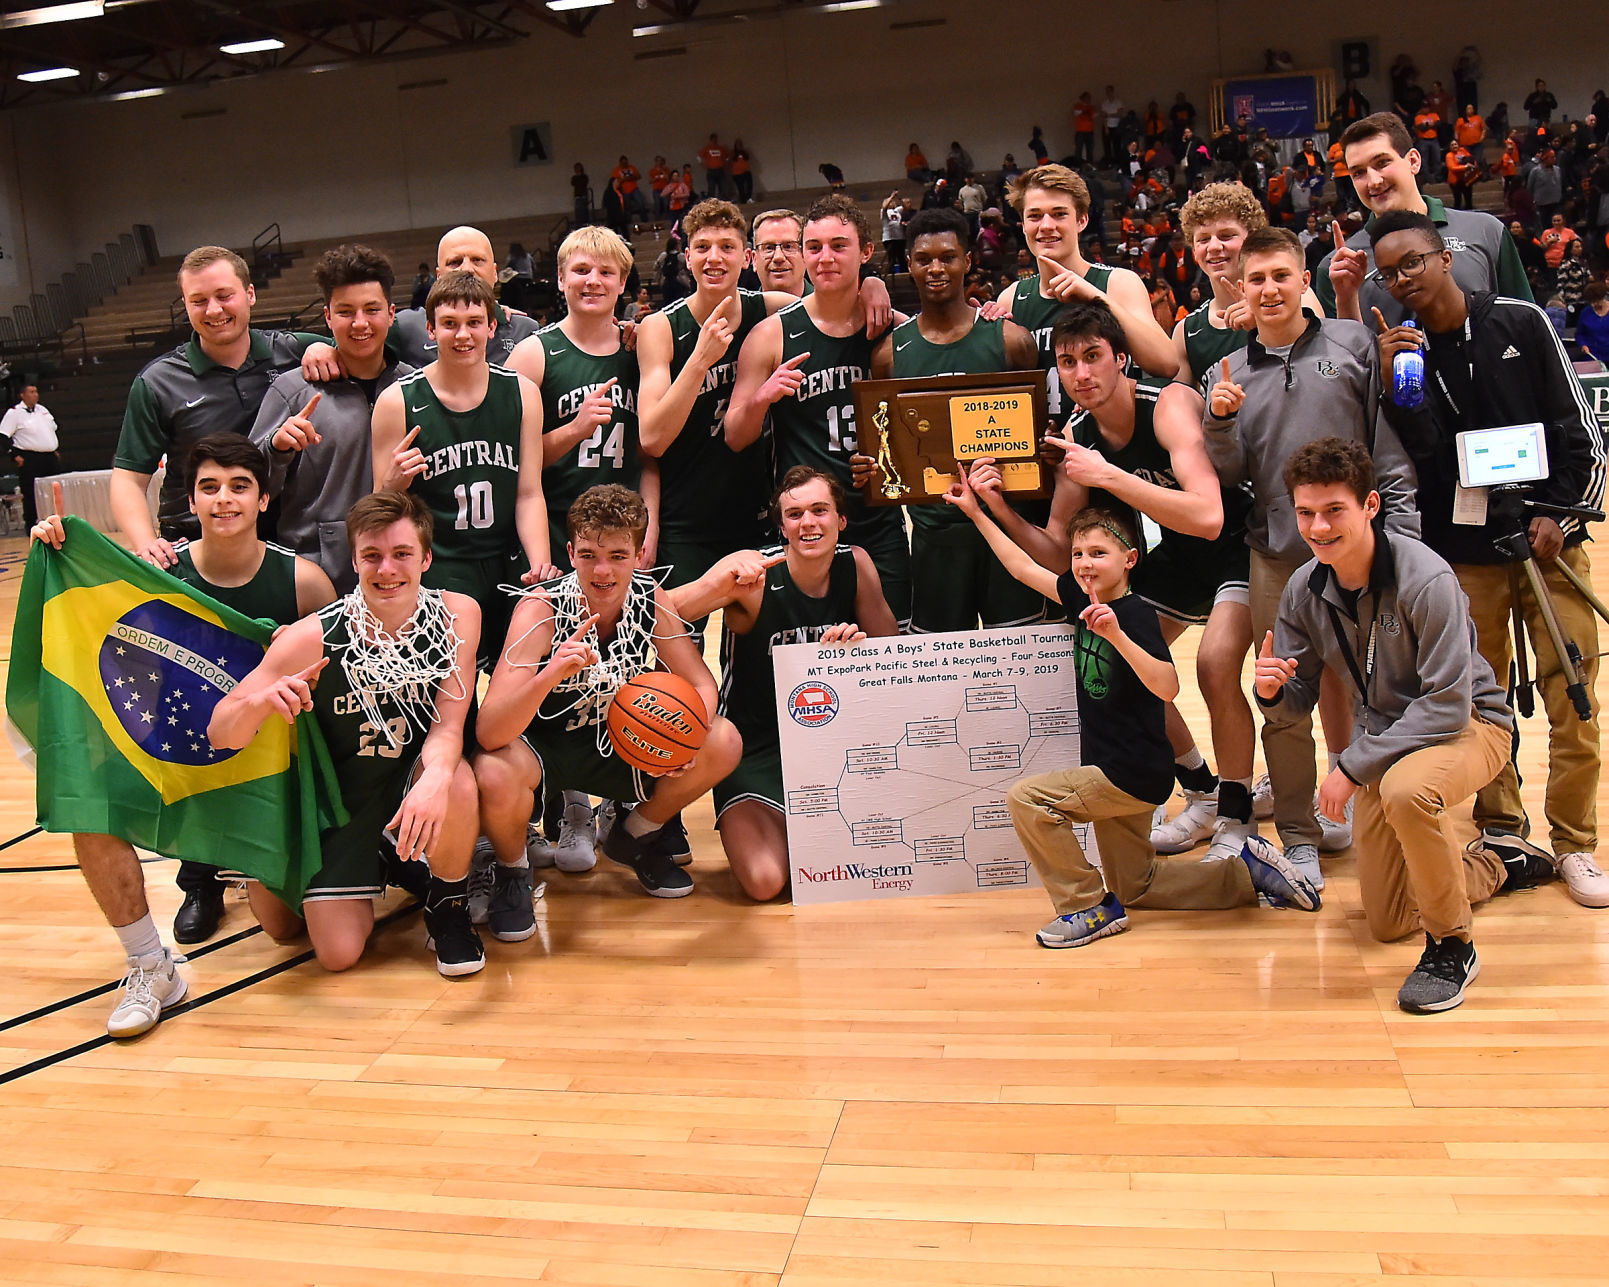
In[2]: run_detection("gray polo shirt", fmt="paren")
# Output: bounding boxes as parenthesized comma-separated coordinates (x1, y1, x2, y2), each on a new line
(115, 329, 319, 538)
(387, 302, 540, 369)
(249, 361, 412, 592)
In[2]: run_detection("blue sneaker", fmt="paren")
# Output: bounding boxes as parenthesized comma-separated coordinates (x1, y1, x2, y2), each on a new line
(1240, 836, 1321, 911)
(1036, 892, 1129, 948)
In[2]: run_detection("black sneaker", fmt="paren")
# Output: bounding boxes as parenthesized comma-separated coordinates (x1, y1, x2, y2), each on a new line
(1480, 829, 1558, 892)
(488, 862, 537, 942)
(659, 811, 693, 866)
(1397, 933, 1480, 1013)
(602, 809, 694, 899)
(424, 894, 486, 977)
(381, 840, 433, 900)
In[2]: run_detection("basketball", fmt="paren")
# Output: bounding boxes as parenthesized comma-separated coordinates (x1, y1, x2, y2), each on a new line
(606, 671, 710, 773)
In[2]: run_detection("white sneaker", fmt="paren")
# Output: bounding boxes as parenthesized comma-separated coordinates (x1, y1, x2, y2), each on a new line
(547, 801, 598, 873)
(1150, 789, 1217, 853)
(1251, 773, 1275, 820)
(1557, 852, 1609, 908)
(1316, 793, 1353, 853)
(1203, 816, 1254, 863)
(1283, 842, 1324, 892)
(106, 949, 187, 1038)
(468, 839, 496, 925)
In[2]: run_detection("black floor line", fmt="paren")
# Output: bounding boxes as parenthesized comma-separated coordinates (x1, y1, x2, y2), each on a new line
(0, 901, 423, 1085)
(0, 826, 42, 851)
(0, 856, 166, 875)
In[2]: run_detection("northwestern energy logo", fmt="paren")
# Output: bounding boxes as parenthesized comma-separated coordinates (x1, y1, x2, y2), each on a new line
(787, 681, 839, 727)
(796, 861, 915, 883)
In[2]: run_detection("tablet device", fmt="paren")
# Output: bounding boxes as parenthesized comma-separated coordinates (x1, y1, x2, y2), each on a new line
(1456, 422, 1549, 488)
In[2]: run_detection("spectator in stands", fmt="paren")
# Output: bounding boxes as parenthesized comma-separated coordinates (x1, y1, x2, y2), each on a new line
(1388, 53, 1420, 119)
(1101, 85, 1126, 166)
(409, 262, 434, 310)
(1529, 149, 1565, 223)
(0, 382, 59, 526)
(976, 210, 1007, 276)
(1446, 141, 1479, 211)
(1142, 100, 1163, 146)
(906, 142, 931, 183)
(1487, 102, 1511, 142)
(630, 286, 654, 322)
(1455, 105, 1487, 153)
(999, 153, 1023, 199)
(1556, 238, 1592, 322)
(818, 161, 846, 191)
(611, 155, 648, 229)
(1510, 218, 1546, 282)
(1540, 212, 1581, 276)
(1414, 103, 1444, 181)
(700, 133, 728, 198)
(1072, 92, 1097, 164)
(958, 173, 987, 236)
(1028, 126, 1049, 164)
(649, 156, 671, 224)
(666, 165, 694, 229)
(1525, 78, 1558, 128)
(1167, 91, 1195, 148)
(946, 140, 974, 183)
(1578, 280, 1609, 362)
(505, 242, 533, 282)
(881, 192, 908, 274)
(1180, 129, 1212, 185)
(601, 175, 628, 239)
(1452, 45, 1482, 114)
(655, 235, 692, 306)
(571, 162, 591, 226)
(1337, 80, 1370, 126)
(730, 139, 753, 204)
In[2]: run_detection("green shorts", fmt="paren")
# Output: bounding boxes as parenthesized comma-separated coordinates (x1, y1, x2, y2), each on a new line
(521, 718, 651, 803)
(846, 515, 912, 628)
(424, 551, 525, 664)
(910, 519, 1048, 633)
(302, 758, 418, 904)
(713, 740, 783, 821)
(1132, 537, 1251, 626)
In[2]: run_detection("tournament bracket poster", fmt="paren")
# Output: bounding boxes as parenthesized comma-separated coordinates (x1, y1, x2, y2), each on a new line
(774, 626, 1100, 905)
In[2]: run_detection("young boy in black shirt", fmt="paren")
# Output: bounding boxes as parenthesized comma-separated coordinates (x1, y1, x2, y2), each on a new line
(944, 473, 1320, 948)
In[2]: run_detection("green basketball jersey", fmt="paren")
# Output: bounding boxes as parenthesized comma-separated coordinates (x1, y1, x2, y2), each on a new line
(1009, 264, 1115, 425)
(1181, 299, 1250, 395)
(770, 299, 899, 543)
(889, 312, 1012, 533)
(171, 540, 300, 626)
(1067, 376, 1250, 574)
(313, 599, 442, 796)
(718, 545, 859, 748)
(527, 571, 660, 742)
(537, 323, 641, 531)
(657, 289, 772, 545)
(398, 366, 524, 562)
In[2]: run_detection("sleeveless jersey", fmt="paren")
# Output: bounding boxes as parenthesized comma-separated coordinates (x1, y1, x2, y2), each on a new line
(537, 323, 641, 527)
(313, 599, 442, 791)
(1009, 263, 1116, 425)
(770, 300, 900, 542)
(1067, 376, 1250, 571)
(529, 570, 659, 744)
(1181, 299, 1250, 395)
(718, 545, 859, 748)
(171, 540, 300, 626)
(889, 313, 1012, 533)
(658, 289, 772, 544)
(398, 366, 524, 562)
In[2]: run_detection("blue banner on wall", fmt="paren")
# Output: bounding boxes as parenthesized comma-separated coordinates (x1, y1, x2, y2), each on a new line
(1223, 75, 1320, 138)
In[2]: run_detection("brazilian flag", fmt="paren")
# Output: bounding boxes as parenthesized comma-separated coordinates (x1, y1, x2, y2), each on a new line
(5, 517, 347, 905)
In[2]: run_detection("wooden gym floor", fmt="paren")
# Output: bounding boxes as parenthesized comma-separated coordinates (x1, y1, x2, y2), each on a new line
(1, 531, 1607, 1286)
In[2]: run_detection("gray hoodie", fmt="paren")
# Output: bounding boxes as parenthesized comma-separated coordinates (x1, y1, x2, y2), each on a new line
(1261, 528, 1512, 787)
(249, 363, 410, 591)
(1203, 312, 1420, 561)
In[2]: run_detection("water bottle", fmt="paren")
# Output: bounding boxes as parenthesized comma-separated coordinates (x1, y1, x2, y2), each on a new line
(1393, 321, 1425, 409)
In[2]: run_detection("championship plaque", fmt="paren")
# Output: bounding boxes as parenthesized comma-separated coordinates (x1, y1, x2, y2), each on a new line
(851, 369, 1052, 506)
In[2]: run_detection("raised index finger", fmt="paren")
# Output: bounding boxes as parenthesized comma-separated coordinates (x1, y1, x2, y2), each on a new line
(569, 612, 601, 641)
(781, 352, 811, 371)
(50, 479, 64, 517)
(1220, 357, 1231, 383)
(762, 551, 788, 568)
(298, 391, 322, 419)
(399, 425, 421, 449)
(295, 656, 330, 681)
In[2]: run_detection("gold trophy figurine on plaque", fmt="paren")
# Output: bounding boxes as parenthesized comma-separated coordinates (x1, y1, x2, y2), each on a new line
(851, 369, 1053, 507)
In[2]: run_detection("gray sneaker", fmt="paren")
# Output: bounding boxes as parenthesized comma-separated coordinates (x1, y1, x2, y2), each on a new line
(1397, 933, 1480, 1013)
(1315, 794, 1353, 853)
(1239, 835, 1321, 911)
(488, 862, 537, 942)
(106, 949, 187, 1038)
(1035, 892, 1129, 948)
(1283, 842, 1324, 891)
(468, 839, 496, 925)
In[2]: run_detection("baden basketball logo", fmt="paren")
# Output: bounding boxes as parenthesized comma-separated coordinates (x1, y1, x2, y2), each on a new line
(787, 681, 839, 727)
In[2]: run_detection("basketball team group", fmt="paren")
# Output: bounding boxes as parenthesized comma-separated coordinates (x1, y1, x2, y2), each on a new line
(23, 110, 1609, 1036)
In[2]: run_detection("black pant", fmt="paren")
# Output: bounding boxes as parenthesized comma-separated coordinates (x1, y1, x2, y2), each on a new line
(15, 449, 58, 526)
(1073, 133, 1094, 163)
(734, 171, 752, 203)
(884, 239, 907, 275)
(1450, 183, 1474, 210)
(1102, 128, 1121, 166)
(177, 858, 223, 894)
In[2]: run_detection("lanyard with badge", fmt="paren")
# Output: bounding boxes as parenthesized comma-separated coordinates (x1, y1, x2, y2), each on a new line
(1425, 317, 1489, 526)
(1324, 592, 1380, 714)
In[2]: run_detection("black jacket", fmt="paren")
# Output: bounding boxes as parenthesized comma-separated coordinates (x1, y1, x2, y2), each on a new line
(1379, 290, 1606, 565)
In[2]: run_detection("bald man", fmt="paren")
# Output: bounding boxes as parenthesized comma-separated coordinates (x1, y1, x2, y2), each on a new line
(306, 227, 540, 374)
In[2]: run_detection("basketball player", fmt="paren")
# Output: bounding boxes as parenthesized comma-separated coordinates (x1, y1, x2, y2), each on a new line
(748, 207, 894, 325)
(726, 195, 912, 625)
(862, 208, 1044, 633)
(371, 270, 551, 665)
(26, 436, 336, 1032)
(251, 244, 410, 593)
(210, 489, 487, 976)
(473, 485, 742, 900)
(669, 466, 899, 900)
(991, 164, 1178, 423)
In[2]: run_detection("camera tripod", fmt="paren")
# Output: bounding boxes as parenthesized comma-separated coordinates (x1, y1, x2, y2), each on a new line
(1489, 488, 1609, 721)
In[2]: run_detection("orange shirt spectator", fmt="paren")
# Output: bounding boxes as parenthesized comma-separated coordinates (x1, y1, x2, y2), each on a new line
(1540, 222, 1580, 268)
(1455, 113, 1487, 149)
(1144, 107, 1165, 140)
(1074, 99, 1097, 134)
(699, 139, 727, 172)
(905, 145, 928, 173)
(1329, 141, 1348, 179)
(648, 161, 670, 193)
(1445, 146, 1476, 186)
(1414, 109, 1440, 142)
(611, 161, 641, 194)
(1498, 137, 1520, 178)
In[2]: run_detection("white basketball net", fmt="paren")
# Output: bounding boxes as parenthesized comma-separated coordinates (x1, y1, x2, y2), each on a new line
(329, 586, 466, 749)
(509, 569, 686, 757)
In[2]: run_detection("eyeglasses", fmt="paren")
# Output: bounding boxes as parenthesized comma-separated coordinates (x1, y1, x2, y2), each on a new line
(755, 241, 802, 258)
(1369, 251, 1435, 287)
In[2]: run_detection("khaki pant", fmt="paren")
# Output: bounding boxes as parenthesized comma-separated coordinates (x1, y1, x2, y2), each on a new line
(1453, 546, 1600, 854)
(1353, 717, 1510, 942)
(1007, 766, 1256, 915)
(1250, 549, 1322, 849)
